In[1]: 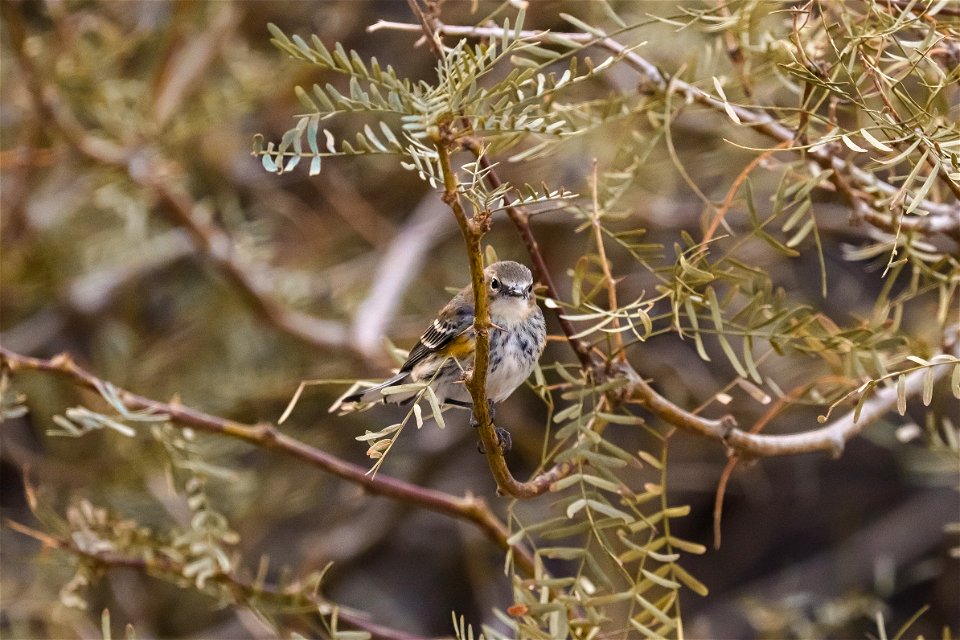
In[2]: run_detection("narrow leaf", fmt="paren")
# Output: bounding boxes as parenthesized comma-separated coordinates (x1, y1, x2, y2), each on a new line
(921, 367, 934, 406)
(897, 374, 907, 415)
(671, 563, 709, 596)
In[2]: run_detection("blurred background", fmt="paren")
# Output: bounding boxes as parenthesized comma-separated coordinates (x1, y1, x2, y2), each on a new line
(1, 1, 958, 638)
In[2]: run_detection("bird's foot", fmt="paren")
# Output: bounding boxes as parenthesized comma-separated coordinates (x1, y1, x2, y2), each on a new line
(469, 400, 496, 429)
(477, 427, 512, 455)
(472, 401, 508, 453)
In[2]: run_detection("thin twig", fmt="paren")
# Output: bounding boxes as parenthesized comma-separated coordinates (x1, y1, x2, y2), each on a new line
(404, 0, 443, 58)
(0, 347, 536, 577)
(701, 143, 788, 246)
(712, 384, 809, 549)
(589, 159, 625, 361)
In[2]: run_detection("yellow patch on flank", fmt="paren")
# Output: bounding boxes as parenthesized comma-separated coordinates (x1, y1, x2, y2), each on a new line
(444, 334, 476, 359)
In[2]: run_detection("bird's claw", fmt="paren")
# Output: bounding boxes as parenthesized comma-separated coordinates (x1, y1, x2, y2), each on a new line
(477, 427, 512, 455)
(469, 400, 496, 429)
(472, 401, 508, 454)
(495, 427, 512, 453)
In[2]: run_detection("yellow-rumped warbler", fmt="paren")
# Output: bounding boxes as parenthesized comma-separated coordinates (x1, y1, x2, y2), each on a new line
(340, 261, 546, 450)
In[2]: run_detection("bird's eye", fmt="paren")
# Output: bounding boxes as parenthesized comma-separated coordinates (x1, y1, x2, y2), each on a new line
(525, 284, 533, 295)
(490, 278, 501, 291)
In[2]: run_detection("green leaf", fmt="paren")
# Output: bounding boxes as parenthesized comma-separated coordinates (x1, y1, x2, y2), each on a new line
(906, 155, 939, 215)
(672, 563, 709, 596)
(640, 568, 680, 590)
(706, 287, 747, 378)
(921, 366, 934, 406)
(637, 449, 662, 470)
(683, 297, 711, 361)
(634, 593, 676, 629)
(667, 535, 706, 554)
(629, 618, 669, 640)
(566, 497, 588, 518)
(583, 498, 634, 522)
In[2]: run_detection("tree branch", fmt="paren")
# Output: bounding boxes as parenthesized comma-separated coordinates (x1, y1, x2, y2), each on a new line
(350, 194, 456, 361)
(628, 333, 958, 459)
(5, 519, 433, 640)
(0, 347, 536, 577)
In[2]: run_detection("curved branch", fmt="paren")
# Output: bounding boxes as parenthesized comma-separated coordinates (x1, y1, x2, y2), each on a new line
(723, 354, 957, 457)
(0, 347, 535, 577)
(350, 194, 456, 360)
(627, 338, 958, 458)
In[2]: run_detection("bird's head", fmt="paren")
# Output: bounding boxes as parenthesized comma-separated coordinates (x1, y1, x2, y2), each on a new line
(484, 261, 536, 316)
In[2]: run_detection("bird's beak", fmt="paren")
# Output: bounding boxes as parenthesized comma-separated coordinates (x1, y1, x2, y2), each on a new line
(505, 285, 526, 298)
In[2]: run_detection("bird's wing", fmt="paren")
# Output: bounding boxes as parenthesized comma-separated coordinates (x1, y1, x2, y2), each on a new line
(401, 294, 474, 372)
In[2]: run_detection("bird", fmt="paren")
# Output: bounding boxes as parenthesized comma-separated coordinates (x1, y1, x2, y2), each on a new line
(338, 261, 546, 452)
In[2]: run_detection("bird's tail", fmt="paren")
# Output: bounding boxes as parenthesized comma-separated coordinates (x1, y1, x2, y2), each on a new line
(330, 372, 413, 414)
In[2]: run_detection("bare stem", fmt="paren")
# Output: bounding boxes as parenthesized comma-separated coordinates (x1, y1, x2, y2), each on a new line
(435, 136, 566, 498)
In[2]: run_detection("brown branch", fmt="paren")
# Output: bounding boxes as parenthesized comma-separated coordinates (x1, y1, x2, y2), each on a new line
(404, 0, 443, 59)
(5, 519, 432, 640)
(136, 169, 352, 351)
(434, 134, 549, 498)
(721, 353, 956, 457)
(351, 194, 456, 360)
(627, 330, 957, 459)
(150, 3, 240, 128)
(0, 347, 536, 577)
(405, 6, 584, 498)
